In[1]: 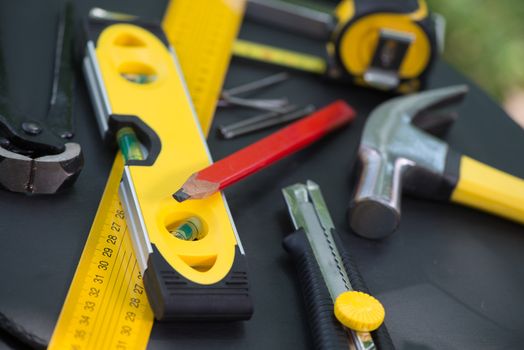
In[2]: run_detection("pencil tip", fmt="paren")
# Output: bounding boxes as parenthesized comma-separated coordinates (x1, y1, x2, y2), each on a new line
(173, 189, 189, 202)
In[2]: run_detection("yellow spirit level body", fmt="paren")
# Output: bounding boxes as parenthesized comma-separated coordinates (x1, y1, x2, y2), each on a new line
(83, 19, 252, 321)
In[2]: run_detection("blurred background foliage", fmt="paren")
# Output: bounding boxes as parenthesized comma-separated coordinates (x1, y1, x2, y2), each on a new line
(427, 0, 524, 125)
(427, 0, 524, 101)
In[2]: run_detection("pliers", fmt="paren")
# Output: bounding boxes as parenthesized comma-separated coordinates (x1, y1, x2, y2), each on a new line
(0, 2, 83, 194)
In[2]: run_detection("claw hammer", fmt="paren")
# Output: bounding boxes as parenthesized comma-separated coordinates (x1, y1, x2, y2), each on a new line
(350, 85, 524, 239)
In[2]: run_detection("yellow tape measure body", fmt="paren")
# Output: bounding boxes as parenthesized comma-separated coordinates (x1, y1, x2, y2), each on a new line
(331, 0, 433, 92)
(50, 1, 246, 349)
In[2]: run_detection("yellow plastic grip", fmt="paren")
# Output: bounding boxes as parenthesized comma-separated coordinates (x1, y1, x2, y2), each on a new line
(334, 291, 385, 332)
(451, 156, 524, 225)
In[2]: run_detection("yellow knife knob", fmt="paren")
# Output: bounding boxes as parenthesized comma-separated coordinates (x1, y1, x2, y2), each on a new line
(334, 291, 385, 332)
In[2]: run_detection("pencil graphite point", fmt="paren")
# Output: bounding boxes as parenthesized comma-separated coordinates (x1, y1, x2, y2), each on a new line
(173, 189, 190, 202)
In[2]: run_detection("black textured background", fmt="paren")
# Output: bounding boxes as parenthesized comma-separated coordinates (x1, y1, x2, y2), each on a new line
(1, 1, 524, 349)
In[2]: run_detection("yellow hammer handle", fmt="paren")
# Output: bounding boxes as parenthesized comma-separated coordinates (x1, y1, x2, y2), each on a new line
(451, 156, 524, 224)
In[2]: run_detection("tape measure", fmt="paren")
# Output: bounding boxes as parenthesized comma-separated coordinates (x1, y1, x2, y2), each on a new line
(235, 0, 439, 93)
(330, 0, 436, 93)
(49, 1, 246, 349)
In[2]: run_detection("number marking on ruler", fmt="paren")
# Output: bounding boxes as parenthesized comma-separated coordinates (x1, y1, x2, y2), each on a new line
(49, 156, 153, 350)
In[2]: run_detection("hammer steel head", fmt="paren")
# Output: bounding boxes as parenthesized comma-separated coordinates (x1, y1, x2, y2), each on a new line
(350, 85, 469, 239)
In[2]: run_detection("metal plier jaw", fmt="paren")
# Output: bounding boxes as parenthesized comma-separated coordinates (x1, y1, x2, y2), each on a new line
(0, 2, 83, 194)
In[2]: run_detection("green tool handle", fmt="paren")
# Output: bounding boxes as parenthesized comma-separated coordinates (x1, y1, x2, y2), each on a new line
(283, 228, 395, 350)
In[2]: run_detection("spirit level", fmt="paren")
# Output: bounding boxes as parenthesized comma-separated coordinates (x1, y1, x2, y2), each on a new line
(82, 17, 252, 321)
(49, 1, 248, 348)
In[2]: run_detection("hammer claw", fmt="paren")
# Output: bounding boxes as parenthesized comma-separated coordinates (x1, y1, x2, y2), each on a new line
(401, 85, 468, 124)
(412, 110, 459, 137)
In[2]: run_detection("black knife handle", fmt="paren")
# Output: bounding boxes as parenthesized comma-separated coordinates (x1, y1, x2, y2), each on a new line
(283, 228, 396, 350)
(283, 228, 352, 350)
(332, 229, 396, 350)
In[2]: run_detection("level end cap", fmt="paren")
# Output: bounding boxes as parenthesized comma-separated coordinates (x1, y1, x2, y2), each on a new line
(334, 291, 385, 332)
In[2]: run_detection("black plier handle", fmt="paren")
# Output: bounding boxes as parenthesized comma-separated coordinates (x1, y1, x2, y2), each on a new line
(0, 2, 83, 194)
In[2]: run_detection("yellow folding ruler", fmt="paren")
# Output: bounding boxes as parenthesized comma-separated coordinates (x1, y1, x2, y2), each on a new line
(48, 1, 245, 349)
(163, 0, 245, 135)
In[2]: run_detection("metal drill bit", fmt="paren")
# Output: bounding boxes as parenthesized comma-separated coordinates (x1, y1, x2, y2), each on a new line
(219, 104, 297, 132)
(218, 72, 290, 112)
(222, 72, 289, 96)
(220, 105, 315, 139)
(219, 94, 290, 111)
(89, 7, 138, 20)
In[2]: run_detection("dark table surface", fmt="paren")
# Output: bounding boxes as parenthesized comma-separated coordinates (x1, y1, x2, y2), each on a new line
(1, 1, 524, 349)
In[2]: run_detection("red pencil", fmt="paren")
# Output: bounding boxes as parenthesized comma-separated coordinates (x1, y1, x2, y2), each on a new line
(173, 100, 356, 202)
